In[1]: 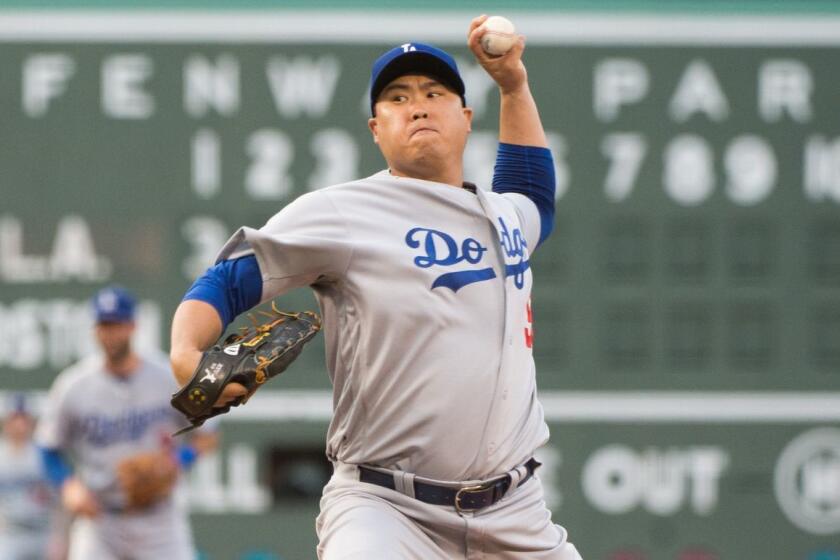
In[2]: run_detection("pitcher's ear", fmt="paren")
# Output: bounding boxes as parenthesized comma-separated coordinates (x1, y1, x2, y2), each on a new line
(368, 117, 379, 144)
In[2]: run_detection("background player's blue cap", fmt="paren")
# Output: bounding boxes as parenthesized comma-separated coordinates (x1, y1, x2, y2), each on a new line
(92, 285, 136, 323)
(369, 42, 466, 115)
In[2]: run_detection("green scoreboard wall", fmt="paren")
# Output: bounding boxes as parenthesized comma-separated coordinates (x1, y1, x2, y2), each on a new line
(1, 8, 840, 560)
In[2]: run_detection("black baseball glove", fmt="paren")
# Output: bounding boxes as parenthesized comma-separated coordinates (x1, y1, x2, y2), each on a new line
(171, 305, 321, 435)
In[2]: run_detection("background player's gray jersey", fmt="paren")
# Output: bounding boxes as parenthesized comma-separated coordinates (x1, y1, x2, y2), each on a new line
(0, 439, 53, 532)
(35, 353, 186, 509)
(218, 171, 548, 481)
(0, 439, 55, 560)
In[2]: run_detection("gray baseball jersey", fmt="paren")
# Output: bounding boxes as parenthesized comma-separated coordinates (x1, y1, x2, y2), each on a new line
(0, 439, 54, 559)
(218, 170, 548, 481)
(35, 352, 185, 509)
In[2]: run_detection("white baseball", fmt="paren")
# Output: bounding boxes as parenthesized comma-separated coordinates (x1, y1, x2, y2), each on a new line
(480, 16, 516, 56)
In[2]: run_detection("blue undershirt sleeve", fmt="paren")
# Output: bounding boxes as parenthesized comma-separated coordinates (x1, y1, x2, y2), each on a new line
(491, 142, 556, 246)
(182, 254, 263, 330)
(39, 447, 72, 488)
(176, 444, 198, 469)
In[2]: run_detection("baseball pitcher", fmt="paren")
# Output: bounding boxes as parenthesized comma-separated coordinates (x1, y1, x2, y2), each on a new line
(170, 16, 582, 559)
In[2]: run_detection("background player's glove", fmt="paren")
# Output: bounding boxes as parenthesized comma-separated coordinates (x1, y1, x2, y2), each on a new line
(116, 451, 178, 510)
(170, 306, 321, 435)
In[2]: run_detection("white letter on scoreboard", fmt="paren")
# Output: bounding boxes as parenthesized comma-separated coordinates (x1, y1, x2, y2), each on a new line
(669, 59, 730, 122)
(102, 54, 155, 119)
(22, 54, 75, 117)
(804, 136, 840, 203)
(184, 54, 240, 117)
(582, 445, 641, 514)
(594, 58, 649, 122)
(689, 447, 729, 515)
(266, 55, 341, 118)
(759, 59, 813, 123)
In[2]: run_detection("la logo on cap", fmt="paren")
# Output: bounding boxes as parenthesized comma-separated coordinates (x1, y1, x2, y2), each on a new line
(98, 290, 119, 312)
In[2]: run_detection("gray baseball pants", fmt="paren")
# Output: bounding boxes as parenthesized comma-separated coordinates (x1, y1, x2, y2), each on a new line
(67, 503, 194, 560)
(317, 461, 583, 559)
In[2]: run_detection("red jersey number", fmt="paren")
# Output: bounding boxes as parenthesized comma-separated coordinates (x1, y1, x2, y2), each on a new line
(524, 298, 534, 348)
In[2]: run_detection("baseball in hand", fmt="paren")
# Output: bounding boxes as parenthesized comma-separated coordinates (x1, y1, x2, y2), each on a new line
(480, 16, 516, 56)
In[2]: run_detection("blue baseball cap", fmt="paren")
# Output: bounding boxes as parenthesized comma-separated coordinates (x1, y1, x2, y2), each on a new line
(92, 285, 136, 323)
(369, 42, 466, 115)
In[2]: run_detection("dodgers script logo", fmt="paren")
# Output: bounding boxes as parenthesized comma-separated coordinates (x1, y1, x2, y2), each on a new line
(497, 217, 529, 289)
(405, 218, 529, 292)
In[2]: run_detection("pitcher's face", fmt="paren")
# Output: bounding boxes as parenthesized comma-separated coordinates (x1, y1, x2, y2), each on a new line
(369, 74, 472, 173)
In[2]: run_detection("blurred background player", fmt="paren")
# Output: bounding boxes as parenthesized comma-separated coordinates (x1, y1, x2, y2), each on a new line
(35, 285, 218, 560)
(0, 394, 59, 560)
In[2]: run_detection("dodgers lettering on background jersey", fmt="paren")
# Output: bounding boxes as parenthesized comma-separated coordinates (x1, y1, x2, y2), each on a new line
(78, 405, 173, 447)
(35, 354, 185, 506)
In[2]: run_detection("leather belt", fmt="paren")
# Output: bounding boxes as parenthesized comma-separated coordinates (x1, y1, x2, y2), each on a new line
(104, 498, 168, 514)
(358, 458, 540, 513)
